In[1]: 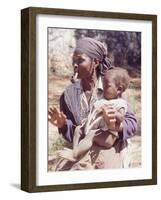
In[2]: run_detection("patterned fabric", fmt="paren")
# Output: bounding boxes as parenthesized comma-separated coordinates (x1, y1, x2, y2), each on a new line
(64, 80, 82, 125)
(64, 77, 103, 125)
(84, 98, 128, 135)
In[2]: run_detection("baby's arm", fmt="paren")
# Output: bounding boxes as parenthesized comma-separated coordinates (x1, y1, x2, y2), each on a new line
(58, 126, 100, 161)
(73, 125, 84, 150)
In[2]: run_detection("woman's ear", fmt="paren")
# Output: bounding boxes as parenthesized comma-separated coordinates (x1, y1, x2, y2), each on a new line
(93, 58, 100, 68)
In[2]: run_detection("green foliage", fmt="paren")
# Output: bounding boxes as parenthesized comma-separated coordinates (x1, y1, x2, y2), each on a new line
(50, 136, 66, 152)
(124, 78, 141, 136)
(75, 29, 141, 71)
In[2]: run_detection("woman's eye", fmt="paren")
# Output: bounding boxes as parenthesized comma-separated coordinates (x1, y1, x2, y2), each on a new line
(73, 59, 84, 65)
(77, 59, 84, 64)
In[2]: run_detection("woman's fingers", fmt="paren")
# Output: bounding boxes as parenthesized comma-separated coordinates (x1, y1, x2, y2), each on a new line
(48, 107, 66, 128)
(48, 114, 51, 121)
(102, 107, 117, 129)
(60, 112, 67, 119)
(103, 107, 115, 117)
(49, 107, 66, 119)
(48, 107, 60, 119)
(48, 118, 58, 127)
(106, 113, 116, 119)
(48, 111, 52, 118)
(49, 107, 59, 115)
(104, 108, 115, 114)
(48, 109, 53, 115)
(109, 118, 116, 121)
(48, 114, 58, 125)
(48, 107, 66, 117)
(49, 107, 54, 114)
(48, 110, 56, 120)
(52, 121, 58, 126)
(50, 106, 58, 112)
(48, 108, 58, 126)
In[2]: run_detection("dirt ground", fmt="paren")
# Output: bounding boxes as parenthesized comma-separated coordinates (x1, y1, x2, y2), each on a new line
(48, 74, 141, 170)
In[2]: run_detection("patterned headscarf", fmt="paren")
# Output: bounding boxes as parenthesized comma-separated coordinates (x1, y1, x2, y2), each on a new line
(75, 37, 113, 75)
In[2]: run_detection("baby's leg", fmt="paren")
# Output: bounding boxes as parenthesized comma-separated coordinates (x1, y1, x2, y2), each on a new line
(58, 133, 95, 161)
(73, 129, 102, 159)
(73, 125, 83, 150)
(94, 130, 118, 149)
(57, 148, 76, 162)
(58, 126, 84, 162)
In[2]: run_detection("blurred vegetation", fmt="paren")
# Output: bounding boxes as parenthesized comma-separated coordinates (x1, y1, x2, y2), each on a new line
(75, 29, 141, 77)
(124, 78, 141, 136)
(48, 28, 141, 78)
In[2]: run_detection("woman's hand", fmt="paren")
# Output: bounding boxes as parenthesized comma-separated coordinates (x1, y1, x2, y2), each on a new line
(102, 105, 124, 132)
(48, 107, 67, 128)
(102, 106, 116, 130)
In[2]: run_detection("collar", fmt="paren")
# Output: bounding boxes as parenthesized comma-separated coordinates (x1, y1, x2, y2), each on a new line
(73, 76, 103, 92)
(97, 75, 103, 91)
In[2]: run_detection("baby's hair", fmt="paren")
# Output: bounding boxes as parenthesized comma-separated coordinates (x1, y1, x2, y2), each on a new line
(104, 67, 130, 92)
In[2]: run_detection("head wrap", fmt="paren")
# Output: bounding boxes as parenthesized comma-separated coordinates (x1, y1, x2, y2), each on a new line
(75, 37, 113, 75)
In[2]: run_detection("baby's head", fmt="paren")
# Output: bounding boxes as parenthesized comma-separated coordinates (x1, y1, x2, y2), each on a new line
(103, 67, 130, 100)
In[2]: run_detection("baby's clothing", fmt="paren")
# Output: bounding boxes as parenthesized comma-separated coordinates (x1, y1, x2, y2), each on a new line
(84, 98, 128, 136)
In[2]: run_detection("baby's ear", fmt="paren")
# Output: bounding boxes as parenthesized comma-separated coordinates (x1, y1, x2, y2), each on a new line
(117, 86, 124, 95)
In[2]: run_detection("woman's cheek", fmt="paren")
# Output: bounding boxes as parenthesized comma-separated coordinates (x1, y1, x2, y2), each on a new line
(78, 65, 90, 78)
(78, 67, 84, 78)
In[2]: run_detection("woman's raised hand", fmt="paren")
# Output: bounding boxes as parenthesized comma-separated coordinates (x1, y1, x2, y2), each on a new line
(48, 107, 67, 128)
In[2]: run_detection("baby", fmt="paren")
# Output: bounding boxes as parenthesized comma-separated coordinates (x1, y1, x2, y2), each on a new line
(58, 67, 130, 162)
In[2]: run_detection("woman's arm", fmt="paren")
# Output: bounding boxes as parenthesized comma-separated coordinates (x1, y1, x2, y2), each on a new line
(59, 93, 77, 142)
(120, 103, 137, 140)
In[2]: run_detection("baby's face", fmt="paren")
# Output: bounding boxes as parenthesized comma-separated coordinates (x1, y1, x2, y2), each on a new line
(103, 78, 118, 100)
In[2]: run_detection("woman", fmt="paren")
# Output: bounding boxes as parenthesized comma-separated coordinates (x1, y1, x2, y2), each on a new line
(48, 37, 137, 170)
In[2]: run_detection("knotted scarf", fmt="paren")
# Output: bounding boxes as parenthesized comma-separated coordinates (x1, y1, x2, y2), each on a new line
(75, 37, 113, 75)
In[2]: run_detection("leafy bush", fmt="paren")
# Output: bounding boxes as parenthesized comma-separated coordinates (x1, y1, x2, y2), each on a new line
(75, 29, 141, 73)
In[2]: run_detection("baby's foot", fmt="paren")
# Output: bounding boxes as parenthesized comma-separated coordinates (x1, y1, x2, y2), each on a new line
(57, 148, 77, 162)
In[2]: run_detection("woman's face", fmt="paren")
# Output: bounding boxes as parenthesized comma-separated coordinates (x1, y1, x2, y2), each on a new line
(72, 52, 94, 79)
